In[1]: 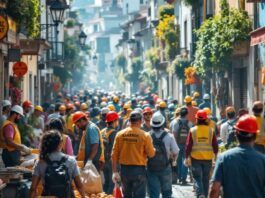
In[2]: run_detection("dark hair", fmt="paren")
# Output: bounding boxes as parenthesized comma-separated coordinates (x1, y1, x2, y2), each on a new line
(48, 118, 64, 133)
(236, 131, 256, 143)
(10, 111, 19, 117)
(2, 106, 10, 112)
(55, 103, 62, 112)
(180, 107, 188, 117)
(196, 119, 208, 125)
(40, 130, 62, 162)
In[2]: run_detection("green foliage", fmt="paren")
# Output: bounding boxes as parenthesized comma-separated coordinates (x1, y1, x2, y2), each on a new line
(167, 56, 191, 79)
(125, 57, 143, 84)
(6, 0, 41, 38)
(145, 48, 160, 68)
(66, 20, 76, 28)
(159, 4, 174, 19)
(194, 0, 252, 75)
(116, 54, 127, 70)
(164, 28, 179, 61)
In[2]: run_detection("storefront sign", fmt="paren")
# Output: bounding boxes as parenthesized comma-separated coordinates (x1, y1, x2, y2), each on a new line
(13, 62, 28, 77)
(0, 15, 9, 40)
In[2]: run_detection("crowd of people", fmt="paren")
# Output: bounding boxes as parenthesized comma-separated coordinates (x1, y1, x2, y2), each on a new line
(0, 90, 264, 198)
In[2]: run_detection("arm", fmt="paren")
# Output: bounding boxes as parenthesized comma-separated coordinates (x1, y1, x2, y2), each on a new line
(212, 133, 219, 157)
(88, 144, 99, 160)
(220, 123, 227, 144)
(145, 134, 155, 158)
(87, 126, 100, 160)
(74, 175, 85, 198)
(65, 136, 74, 156)
(111, 135, 119, 172)
(6, 137, 24, 150)
(185, 131, 193, 158)
(29, 175, 41, 198)
(3, 125, 24, 151)
(209, 181, 221, 198)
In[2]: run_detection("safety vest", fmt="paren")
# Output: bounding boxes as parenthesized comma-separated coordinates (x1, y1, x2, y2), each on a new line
(255, 116, 265, 145)
(191, 125, 214, 160)
(0, 120, 21, 151)
(65, 114, 74, 133)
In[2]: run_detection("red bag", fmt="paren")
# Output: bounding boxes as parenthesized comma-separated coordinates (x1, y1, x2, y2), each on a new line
(113, 183, 123, 198)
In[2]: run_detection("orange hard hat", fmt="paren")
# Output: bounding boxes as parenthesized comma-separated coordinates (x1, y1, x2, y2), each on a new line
(123, 103, 130, 109)
(22, 100, 32, 108)
(203, 107, 211, 116)
(106, 111, 119, 123)
(72, 111, 87, 123)
(143, 107, 153, 114)
(113, 96, 119, 103)
(108, 104, 115, 111)
(59, 105, 66, 111)
(195, 110, 207, 120)
(184, 96, 192, 103)
(234, 115, 258, 134)
(193, 91, 200, 98)
(66, 103, 74, 110)
(159, 101, 167, 108)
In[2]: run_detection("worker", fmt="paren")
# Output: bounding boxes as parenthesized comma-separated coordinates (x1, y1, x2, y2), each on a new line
(192, 91, 202, 106)
(65, 103, 75, 138)
(80, 102, 88, 113)
(168, 103, 176, 121)
(0, 105, 31, 167)
(59, 105, 66, 117)
(141, 107, 153, 132)
(0, 100, 11, 128)
(185, 110, 218, 198)
(252, 101, 265, 153)
(112, 96, 121, 113)
(111, 111, 155, 198)
(184, 95, 199, 125)
(119, 103, 131, 129)
(96, 107, 110, 130)
(209, 115, 265, 198)
(204, 107, 219, 136)
(199, 94, 211, 109)
(101, 111, 119, 194)
(158, 101, 169, 128)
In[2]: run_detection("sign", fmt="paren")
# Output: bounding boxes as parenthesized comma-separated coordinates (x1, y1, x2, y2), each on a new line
(250, 26, 265, 46)
(0, 15, 9, 40)
(13, 62, 28, 77)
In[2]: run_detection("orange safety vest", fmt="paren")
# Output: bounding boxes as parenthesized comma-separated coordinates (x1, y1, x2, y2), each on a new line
(0, 120, 21, 151)
(255, 116, 265, 145)
(191, 125, 214, 160)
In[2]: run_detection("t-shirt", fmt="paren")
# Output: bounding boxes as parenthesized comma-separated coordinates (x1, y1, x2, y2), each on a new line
(211, 145, 265, 198)
(85, 122, 100, 156)
(3, 124, 15, 139)
(170, 118, 193, 135)
(64, 136, 74, 156)
(33, 152, 80, 185)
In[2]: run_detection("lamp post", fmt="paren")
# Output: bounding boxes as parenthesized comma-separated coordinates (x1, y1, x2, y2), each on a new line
(79, 31, 87, 47)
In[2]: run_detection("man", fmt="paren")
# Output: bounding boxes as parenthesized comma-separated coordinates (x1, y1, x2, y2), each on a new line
(199, 94, 211, 109)
(158, 101, 169, 127)
(80, 102, 88, 113)
(119, 103, 131, 128)
(0, 100, 11, 128)
(185, 110, 218, 198)
(147, 112, 179, 198)
(0, 105, 31, 167)
(73, 111, 102, 170)
(59, 104, 66, 117)
(101, 111, 119, 194)
(209, 115, 265, 198)
(111, 111, 155, 198)
(193, 91, 202, 106)
(65, 103, 75, 138)
(112, 96, 121, 113)
(48, 102, 62, 122)
(184, 95, 199, 125)
(204, 108, 219, 136)
(141, 107, 153, 132)
(96, 107, 110, 130)
(252, 101, 265, 153)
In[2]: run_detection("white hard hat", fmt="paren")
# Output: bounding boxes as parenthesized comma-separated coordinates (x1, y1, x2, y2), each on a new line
(11, 105, 24, 116)
(203, 94, 210, 100)
(101, 107, 110, 114)
(2, 100, 11, 107)
(151, 112, 165, 128)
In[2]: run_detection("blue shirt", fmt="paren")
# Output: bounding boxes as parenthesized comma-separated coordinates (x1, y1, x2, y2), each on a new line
(212, 145, 265, 198)
(85, 122, 100, 160)
(199, 101, 211, 109)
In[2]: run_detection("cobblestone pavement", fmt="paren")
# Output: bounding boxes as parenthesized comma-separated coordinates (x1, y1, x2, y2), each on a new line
(172, 183, 196, 198)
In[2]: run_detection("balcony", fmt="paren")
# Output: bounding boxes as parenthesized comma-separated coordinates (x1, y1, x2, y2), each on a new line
(46, 41, 64, 67)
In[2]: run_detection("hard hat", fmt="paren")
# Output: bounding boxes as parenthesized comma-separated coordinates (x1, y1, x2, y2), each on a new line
(81, 103, 88, 110)
(143, 107, 153, 114)
(35, 105, 43, 112)
(234, 115, 258, 134)
(66, 103, 74, 110)
(11, 105, 24, 116)
(101, 107, 110, 115)
(193, 91, 200, 98)
(159, 101, 167, 108)
(195, 110, 207, 120)
(74, 101, 81, 106)
(108, 104, 115, 111)
(101, 97, 108, 102)
(59, 105, 66, 111)
(151, 112, 165, 128)
(106, 111, 119, 123)
(113, 96, 119, 103)
(168, 103, 175, 110)
(192, 101, 197, 106)
(184, 96, 192, 103)
(253, 101, 263, 109)
(226, 106, 235, 114)
(2, 100, 11, 107)
(175, 108, 181, 114)
(22, 100, 32, 108)
(130, 110, 142, 120)
(203, 107, 211, 116)
(72, 111, 87, 123)
(203, 94, 210, 100)
(100, 101, 107, 108)
(134, 108, 143, 114)
(123, 103, 130, 109)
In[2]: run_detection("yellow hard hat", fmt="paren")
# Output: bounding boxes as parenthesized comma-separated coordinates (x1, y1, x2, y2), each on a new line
(59, 105, 66, 111)
(175, 108, 181, 114)
(159, 101, 167, 108)
(108, 104, 115, 111)
(81, 103, 88, 110)
(113, 96, 119, 103)
(123, 103, 130, 109)
(203, 107, 211, 116)
(193, 91, 200, 98)
(35, 105, 43, 112)
(101, 97, 108, 102)
(192, 101, 197, 106)
(226, 106, 235, 114)
(184, 96, 192, 103)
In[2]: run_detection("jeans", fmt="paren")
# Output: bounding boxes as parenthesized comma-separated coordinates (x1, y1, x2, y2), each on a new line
(2, 149, 21, 167)
(177, 145, 188, 182)
(191, 159, 212, 198)
(147, 166, 172, 198)
(120, 165, 147, 198)
(103, 161, 114, 194)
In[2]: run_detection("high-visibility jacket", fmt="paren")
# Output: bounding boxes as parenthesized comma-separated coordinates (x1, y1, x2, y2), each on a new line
(191, 125, 214, 160)
(65, 114, 74, 133)
(255, 116, 265, 146)
(0, 120, 21, 151)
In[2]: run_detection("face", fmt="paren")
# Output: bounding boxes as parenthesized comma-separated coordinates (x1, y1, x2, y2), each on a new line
(75, 118, 88, 130)
(24, 106, 31, 113)
(15, 114, 22, 122)
(59, 110, 66, 116)
(143, 112, 152, 122)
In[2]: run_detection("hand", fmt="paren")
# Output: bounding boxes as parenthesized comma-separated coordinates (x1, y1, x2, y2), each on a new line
(22, 145, 31, 155)
(184, 158, 191, 167)
(112, 172, 121, 184)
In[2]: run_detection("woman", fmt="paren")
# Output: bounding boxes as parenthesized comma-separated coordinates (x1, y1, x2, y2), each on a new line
(29, 130, 85, 198)
(47, 118, 74, 155)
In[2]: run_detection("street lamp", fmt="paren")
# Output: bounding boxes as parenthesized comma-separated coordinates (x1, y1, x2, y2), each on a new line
(49, 0, 69, 25)
(79, 31, 87, 46)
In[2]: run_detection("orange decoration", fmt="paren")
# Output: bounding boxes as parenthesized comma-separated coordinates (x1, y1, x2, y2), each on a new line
(13, 62, 28, 77)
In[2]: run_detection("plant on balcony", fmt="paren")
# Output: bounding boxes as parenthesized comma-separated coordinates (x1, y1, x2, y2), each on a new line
(167, 56, 191, 79)
(184, 66, 201, 85)
(6, 0, 41, 38)
(159, 4, 174, 19)
(165, 29, 179, 61)
(125, 57, 143, 92)
(116, 54, 127, 71)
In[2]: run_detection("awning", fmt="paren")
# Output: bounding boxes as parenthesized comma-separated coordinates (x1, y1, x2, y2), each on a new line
(250, 26, 265, 46)
(20, 39, 51, 55)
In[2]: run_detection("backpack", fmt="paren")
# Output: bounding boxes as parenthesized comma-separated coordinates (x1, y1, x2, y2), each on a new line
(43, 157, 72, 198)
(101, 128, 115, 161)
(225, 119, 237, 149)
(147, 132, 169, 171)
(176, 119, 190, 145)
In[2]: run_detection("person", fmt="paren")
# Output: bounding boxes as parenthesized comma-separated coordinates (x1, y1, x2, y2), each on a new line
(203, 108, 219, 136)
(0, 100, 11, 128)
(48, 118, 74, 155)
(96, 107, 109, 130)
(209, 115, 265, 198)
(80, 102, 88, 113)
(168, 103, 175, 121)
(73, 111, 103, 170)
(185, 110, 218, 198)
(199, 94, 211, 110)
(90, 107, 101, 124)
(0, 105, 31, 167)
(65, 103, 75, 137)
(59, 105, 66, 117)
(141, 107, 153, 132)
(29, 130, 85, 198)
(111, 111, 155, 198)
(158, 101, 169, 127)
(147, 112, 179, 198)
(184, 95, 199, 125)
(47, 103, 62, 121)
(171, 107, 193, 185)
(193, 91, 202, 106)
(101, 111, 119, 194)
(112, 96, 121, 113)
(119, 103, 131, 129)
(252, 101, 265, 154)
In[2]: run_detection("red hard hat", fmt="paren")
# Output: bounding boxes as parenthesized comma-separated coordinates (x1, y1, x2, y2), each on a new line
(66, 103, 74, 109)
(234, 115, 258, 134)
(143, 107, 153, 114)
(106, 111, 119, 123)
(74, 101, 80, 106)
(72, 111, 87, 123)
(22, 100, 32, 108)
(195, 110, 207, 120)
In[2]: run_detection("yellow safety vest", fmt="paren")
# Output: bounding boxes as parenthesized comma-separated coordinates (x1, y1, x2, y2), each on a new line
(191, 125, 214, 160)
(0, 120, 21, 151)
(255, 116, 265, 145)
(65, 114, 74, 133)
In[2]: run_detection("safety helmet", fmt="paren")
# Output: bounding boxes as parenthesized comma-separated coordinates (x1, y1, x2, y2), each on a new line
(193, 91, 200, 98)
(101, 97, 108, 102)
(192, 101, 197, 106)
(226, 106, 235, 114)
(106, 111, 119, 123)
(203, 107, 211, 116)
(11, 105, 24, 116)
(234, 115, 258, 134)
(151, 112, 165, 128)
(66, 103, 74, 110)
(252, 101, 263, 109)
(22, 100, 32, 108)
(59, 105, 66, 111)
(159, 101, 167, 108)
(123, 103, 130, 109)
(74, 101, 81, 107)
(2, 100, 11, 107)
(195, 110, 207, 120)
(184, 96, 192, 103)
(108, 104, 115, 111)
(175, 108, 181, 115)
(81, 103, 88, 110)
(203, 94, 210, 100)
(101, 107, 110, 115)
(143, 107, 153, 114)
(168, 103, 175, 110)
(35, 105, 43, 112)
(100, 101, 107, 108)
(113, 96, 119, 103)
(72, 111, 87, 123)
